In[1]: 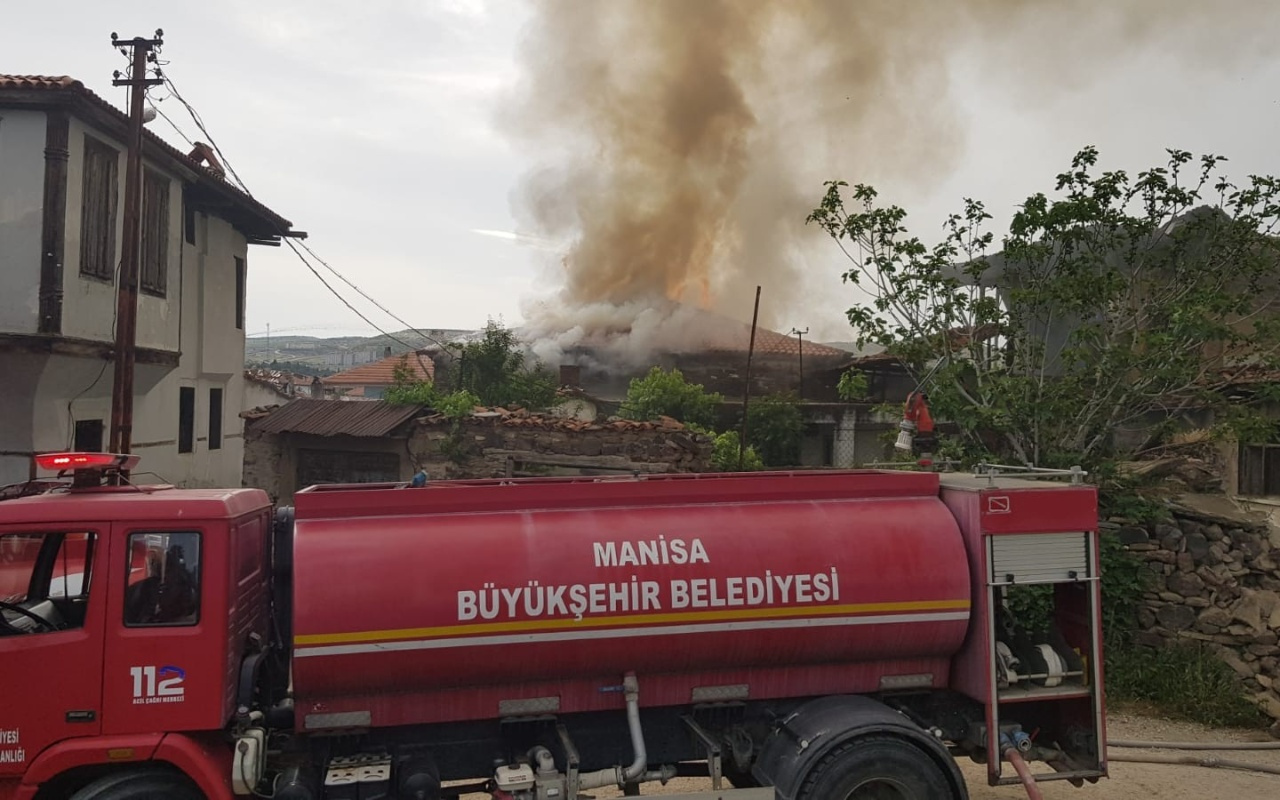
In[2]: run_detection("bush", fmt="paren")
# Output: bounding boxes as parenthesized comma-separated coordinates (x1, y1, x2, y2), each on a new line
(746, 392, 804, 467)
(1106, 642, 1270, 728)
(621, 367, 723, 428)
(710, 431, 765, 471)
(383, 355, 439, 406)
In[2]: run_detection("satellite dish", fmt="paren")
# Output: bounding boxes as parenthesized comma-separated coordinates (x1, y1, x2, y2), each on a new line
(142, 106, 158, 124)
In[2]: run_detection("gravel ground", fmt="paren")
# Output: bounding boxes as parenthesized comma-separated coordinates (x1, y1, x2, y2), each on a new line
(460, 708, 1280, 798)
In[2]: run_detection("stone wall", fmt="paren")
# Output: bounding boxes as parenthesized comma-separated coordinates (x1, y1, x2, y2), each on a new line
(1120, 500, 1280, 724)
(242, 427, 284, 499)
(408, 410, 712, 479)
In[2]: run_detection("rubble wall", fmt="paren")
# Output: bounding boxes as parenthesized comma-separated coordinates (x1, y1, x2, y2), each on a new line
(1122, 508, 1280, 721)
(408, 412, 713, 479)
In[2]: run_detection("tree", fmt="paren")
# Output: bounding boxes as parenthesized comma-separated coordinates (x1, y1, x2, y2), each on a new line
(383, 356, 438, 406)
(454, 321, 559, 409)
(383, 355, 482, 419)
(746, 392, 805, 467)
(620, 367, 723, 428)
(809, 147, 1280, 468)
(710, 430, 764, 471)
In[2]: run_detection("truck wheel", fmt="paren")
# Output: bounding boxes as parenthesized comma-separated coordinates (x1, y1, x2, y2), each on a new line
(797, 735, 955, 800)
(68, 769, 204, 800)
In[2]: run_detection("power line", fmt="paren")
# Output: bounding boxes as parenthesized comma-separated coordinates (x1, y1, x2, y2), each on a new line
(148, 99, 195, 149)
(157, 70, 461, 360)
(160, 74, 250, 195)
(295, 240, 459, 358)
(283, 239, 423, 354)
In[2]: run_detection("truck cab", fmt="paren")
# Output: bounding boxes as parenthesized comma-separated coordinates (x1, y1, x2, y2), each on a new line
(0, 454, 272, 800)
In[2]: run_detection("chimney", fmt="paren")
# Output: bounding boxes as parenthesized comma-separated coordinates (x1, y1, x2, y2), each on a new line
(559, 364, 581, 389)
(310, 376, 323, 399)
(384, 346, 393, 358)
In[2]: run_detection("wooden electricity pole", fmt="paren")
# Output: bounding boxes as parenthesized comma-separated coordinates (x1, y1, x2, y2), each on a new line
(107, 30, 163, 457)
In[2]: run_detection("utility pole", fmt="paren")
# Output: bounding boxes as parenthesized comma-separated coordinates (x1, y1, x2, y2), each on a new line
(737, 286, 762, 470)
(108, 31, 163, 459)
(790, 327, 809, 400)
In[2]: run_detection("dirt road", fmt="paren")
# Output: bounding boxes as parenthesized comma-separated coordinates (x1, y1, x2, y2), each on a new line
(538, 710, 1280, 799)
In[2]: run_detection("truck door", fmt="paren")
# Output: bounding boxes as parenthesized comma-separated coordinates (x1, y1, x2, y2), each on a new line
(101, 528, 210, 735)
(0, 528, 108, 777)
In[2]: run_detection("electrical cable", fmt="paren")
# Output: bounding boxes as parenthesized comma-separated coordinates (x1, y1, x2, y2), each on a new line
(159, 72, 460, 361)
(283, 239, 429, 360)
(295, 240, 460, 359)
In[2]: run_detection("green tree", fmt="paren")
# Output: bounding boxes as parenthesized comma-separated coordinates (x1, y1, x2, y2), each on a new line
(746, 392, 805, 466)
(836, 368, 869, 402)
(454, 321, 559, 409)
(808, 147, 1280, 468)
(621, 367, 723, 428)
(709, 430, 764, 471)
(383, 355, 438, 406)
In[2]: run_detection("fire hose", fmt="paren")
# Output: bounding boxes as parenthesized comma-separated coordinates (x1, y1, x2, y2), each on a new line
(1005, 747, 1045, 800)
(1107, 738, 1280, 777)
(1002, 737, 1280, 800)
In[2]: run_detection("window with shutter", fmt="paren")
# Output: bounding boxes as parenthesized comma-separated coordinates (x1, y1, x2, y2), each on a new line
(1238, 443, 1280, 497)
(141, 169, 170, 296)
(79, 136, 119, 280)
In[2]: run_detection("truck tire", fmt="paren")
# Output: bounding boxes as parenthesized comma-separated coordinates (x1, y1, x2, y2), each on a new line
(796, 735, 955, 800)
(68, 769, 204, 800)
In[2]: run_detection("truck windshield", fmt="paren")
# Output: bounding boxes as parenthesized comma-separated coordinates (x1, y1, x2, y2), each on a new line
(0, 531, 94, 634)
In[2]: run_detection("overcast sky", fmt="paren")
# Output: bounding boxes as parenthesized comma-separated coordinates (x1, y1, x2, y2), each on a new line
(5, 1, 1280, 342)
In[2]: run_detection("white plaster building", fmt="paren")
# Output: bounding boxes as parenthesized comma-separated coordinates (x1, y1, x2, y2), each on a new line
(0, 75, 294, 487)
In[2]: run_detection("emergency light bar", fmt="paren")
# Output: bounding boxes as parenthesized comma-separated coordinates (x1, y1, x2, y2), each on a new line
(35, 452, 140, 473)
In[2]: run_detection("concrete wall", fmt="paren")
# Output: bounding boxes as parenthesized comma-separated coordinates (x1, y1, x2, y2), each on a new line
(244, 381, 289, 412)
(0, 110, 44, 335)
(0, 110, 252, 488)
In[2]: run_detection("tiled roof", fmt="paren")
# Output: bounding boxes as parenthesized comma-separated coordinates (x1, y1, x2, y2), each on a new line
(0, 75, 81, 90)
(323, 351, 435, 386)
(244, 368, 316, 396)
(721, 323, 849, 358)
(558, 307, 851, 359)
(0, 74, 292, 240)
(246, 399, 423, 437)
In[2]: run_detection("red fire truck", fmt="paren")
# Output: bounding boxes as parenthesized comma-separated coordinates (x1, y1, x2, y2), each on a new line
(0, 452, 1106, 800)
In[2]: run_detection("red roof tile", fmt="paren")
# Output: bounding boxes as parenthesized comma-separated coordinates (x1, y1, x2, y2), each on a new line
(559, 306, 851, 359)
(0, 74, 291, 239)
(323, 351, 435, 386)
(719, 323, 849, 357)
(0, 75, 82, 90)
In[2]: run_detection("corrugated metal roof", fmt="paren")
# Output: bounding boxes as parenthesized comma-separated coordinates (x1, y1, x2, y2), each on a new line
(249, 399, 423, 437)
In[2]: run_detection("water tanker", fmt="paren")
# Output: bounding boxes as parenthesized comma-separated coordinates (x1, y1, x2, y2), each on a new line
(1, 458, 1106, 800)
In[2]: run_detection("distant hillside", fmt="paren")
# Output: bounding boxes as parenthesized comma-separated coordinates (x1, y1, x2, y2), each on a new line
(245, 329, 479, 370)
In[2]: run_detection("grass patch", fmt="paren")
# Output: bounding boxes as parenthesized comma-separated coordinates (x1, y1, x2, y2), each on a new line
(1105, 641, 1270, 728)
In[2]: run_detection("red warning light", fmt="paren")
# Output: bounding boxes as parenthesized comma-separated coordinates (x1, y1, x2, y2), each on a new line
(34, 452, 140, 472)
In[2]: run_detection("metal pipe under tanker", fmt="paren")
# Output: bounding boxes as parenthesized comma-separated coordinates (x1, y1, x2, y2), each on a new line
(289, 471, 973, 731)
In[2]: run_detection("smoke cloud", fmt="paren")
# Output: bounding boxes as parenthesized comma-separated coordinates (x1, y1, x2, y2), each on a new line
(503, 0, 1280, 359)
